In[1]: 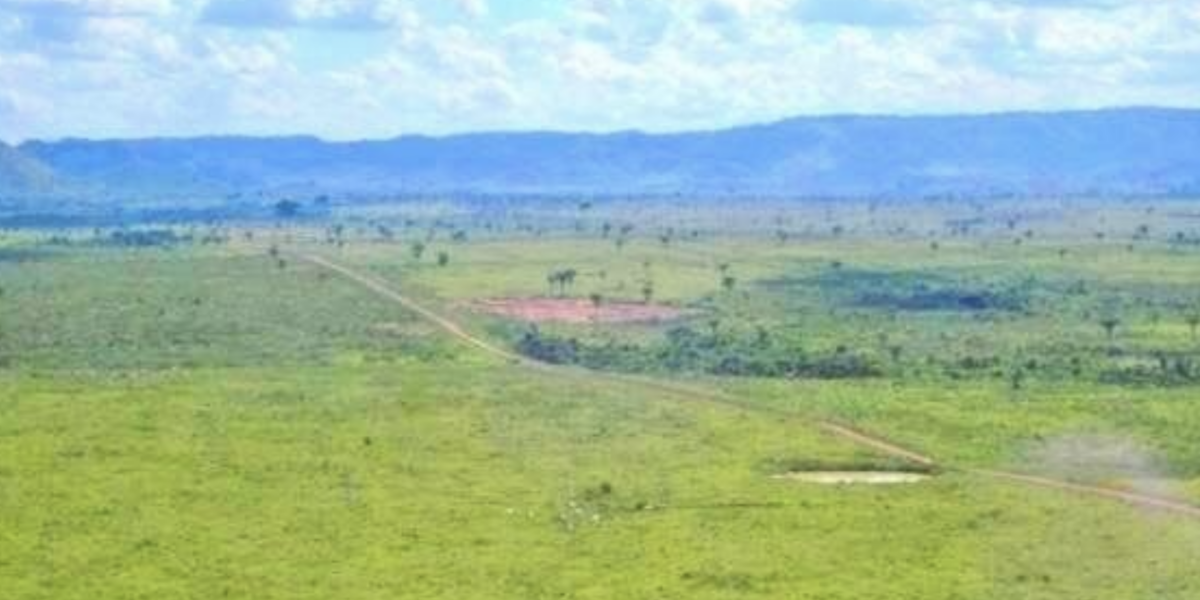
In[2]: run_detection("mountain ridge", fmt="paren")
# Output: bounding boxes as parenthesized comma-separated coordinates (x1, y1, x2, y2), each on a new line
(0, 142, 56, 193)
(8, 107, 1200, 200)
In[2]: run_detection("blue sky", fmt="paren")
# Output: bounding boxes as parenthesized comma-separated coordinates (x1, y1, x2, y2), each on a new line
(0, 0, 1197, 141)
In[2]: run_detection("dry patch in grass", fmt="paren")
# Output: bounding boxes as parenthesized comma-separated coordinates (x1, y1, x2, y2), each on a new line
(773, 471, 932, 485)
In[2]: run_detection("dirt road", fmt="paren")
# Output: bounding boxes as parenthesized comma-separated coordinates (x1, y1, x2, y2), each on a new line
(298, 252, 935, 465)
(294, 251, 1200, 519)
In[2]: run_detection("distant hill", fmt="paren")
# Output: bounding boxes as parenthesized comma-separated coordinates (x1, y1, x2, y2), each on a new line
(0, 142, 56, 193)
(16, 108, 1200, 200)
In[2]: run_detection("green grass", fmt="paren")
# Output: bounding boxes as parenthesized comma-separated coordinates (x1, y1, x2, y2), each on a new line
(0, 247, 449, 370)
(358, 226, 1200, 479)
(5, 363, 1200, 599)
(3, 200, 1200, 598)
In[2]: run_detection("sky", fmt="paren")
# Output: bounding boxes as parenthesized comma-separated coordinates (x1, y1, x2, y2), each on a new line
(0, 0, 1198, 141)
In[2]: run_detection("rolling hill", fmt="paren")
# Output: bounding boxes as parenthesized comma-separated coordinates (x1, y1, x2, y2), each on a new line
(0, 142, 55, 193)
(14, 107, 1200, 200)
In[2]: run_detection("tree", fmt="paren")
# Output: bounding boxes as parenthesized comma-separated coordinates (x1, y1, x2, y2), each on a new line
(273, 200, 302, 219)
(706, 318, 721, 336)
(641, 280, 655, 304)
(1186, 307, 1200, 341)
(754, 326, 770, 348)
(1008, 366, 1026, 392)
(546, 269, 578, 296)
(589, 293, 604, 308)
(1100, 315, 1120, 342)
(721, 275, 737, 293)
(410, 241, 427, 261)
(437, 251, 450, 267)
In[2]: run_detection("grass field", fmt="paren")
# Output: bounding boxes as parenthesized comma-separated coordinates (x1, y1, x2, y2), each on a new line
(2, 199, 1200, 598)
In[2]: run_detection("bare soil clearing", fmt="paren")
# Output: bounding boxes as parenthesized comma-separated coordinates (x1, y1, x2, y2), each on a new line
(296, 252, 1200, 520)
(774, 471, 931, 485)
(472, 297, 688, 324)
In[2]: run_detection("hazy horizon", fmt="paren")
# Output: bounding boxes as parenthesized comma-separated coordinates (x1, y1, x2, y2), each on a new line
(7, 104, 1200, 145)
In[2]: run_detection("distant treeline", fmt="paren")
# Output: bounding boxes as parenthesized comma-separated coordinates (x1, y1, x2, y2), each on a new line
(0, 198, 332, 229)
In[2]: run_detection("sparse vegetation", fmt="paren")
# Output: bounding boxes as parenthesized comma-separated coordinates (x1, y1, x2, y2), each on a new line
(3, 198, 1200, 600)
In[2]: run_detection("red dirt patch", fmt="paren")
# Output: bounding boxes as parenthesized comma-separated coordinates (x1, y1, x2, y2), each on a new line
(472, 298, 687, 324)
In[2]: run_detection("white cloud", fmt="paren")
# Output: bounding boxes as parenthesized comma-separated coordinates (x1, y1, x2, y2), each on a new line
(0, 0, 1198, 140)
(452, 0, 485, 19)
(0, 0, 172, 17)
(200, 0, 422, 30)
(794, 0, 927, 28)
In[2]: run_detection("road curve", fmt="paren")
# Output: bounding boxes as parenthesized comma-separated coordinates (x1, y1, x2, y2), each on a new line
(294, 252, 936, 465)
(292, 251, 1200, 520)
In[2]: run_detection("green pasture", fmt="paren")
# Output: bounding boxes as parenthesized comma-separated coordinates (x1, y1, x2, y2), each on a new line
(2, 200, 1200, 598)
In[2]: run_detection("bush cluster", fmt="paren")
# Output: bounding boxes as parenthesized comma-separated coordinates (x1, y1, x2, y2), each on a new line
(516, 325, 881, 380)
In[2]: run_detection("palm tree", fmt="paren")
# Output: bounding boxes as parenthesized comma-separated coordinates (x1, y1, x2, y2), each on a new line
(561, 269, 577, 294)
(1009, 367, 1026, 392)
(641, 280, 655, 304)
(1186, 309, 1200, 341)
(1100, 316, 1120, 342)
(546, 269, 578, 296)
